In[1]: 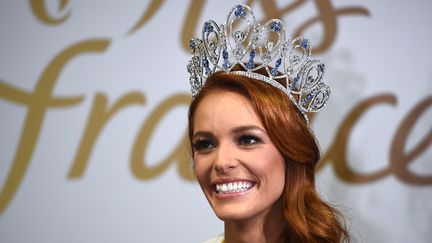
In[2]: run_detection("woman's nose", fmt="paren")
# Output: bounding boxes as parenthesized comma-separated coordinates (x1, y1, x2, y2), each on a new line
(213, 142, 238, 174)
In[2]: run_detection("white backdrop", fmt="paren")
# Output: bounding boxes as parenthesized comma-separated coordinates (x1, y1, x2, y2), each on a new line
(0, 1, 431, 242)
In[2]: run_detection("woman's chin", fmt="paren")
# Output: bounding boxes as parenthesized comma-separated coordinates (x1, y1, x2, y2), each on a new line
(211, 204, 256, 222)
(214, 210, 247, 222)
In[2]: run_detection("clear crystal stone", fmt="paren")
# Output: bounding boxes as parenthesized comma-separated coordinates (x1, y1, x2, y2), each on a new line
(209, 41, 216, 51)
(291, 55, 299, 64)
(262, 54, 271, 63)
(266, 41, 274, 52)
(286, 66, 293, 75)
(187, 62, 193, 73)
(252, 35, 259, 44)
(234, 31, 244, 43)
(190, 76, 200, 90)
(192, 56, 199, 64)
(234, 48, 244, 59)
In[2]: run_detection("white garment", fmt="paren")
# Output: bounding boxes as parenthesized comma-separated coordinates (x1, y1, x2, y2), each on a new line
(202, 234, 224, 243)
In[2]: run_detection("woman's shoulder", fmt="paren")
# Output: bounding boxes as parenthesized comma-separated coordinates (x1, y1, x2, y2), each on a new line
(202, 234, 224, 243)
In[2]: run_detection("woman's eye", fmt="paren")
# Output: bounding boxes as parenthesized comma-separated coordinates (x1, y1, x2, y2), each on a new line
(193, 140, 215, 153)
(238, 135, 262, 146)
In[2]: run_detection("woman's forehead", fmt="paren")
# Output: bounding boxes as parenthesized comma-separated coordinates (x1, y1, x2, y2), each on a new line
(193, 91, 264, 132)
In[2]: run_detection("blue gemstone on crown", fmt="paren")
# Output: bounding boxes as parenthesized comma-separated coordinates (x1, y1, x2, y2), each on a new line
(300, 94, 314, 106)
(202, 58, 209, 67)
(271, 22, 281, 32)
(234, 5, 246, 17)
(202, 58, 211, 75)
(204, 22, 213, 33)
(272, 58, 283, 76)
(289, 76, 300, 90)
(318, 63, 325, 72)
(223, 49, 229, 59)
(222, 48, 231, 69)
(223, 61, 230, 69)
(189, 40, 196, 50)
(300, 38, 309, 48)
(276, 58, 282, 66)
(246, 50, 256, 69)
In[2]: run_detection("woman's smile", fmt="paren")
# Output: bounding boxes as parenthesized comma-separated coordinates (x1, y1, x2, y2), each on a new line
(214, 180, 254, 194)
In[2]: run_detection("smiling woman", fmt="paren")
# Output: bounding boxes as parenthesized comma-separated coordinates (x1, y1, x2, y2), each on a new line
(188, 70, 349, 243)
(191, 89, 286, 224)
(186, 4, 350, 242)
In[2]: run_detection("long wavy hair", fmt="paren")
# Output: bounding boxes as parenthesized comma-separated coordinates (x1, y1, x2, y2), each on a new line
(188, 65, 350, 242)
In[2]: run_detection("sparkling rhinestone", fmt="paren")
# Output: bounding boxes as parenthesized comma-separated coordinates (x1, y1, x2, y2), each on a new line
(223, 49, 228, 59)
(250, 50, 255, 58)
(204, 22, 213, 32)
(246, 61, 254, 69)
(289, 76, 300, 89)
(270, 22, 281, 32)
(234, 5, 246, 17)
(189, 40, 196, 50)
(208, 41, 216, 51)
(205, 68, 211, 75)
(223, 60, 231, 69)
(192, 56, 200, 65)
(281, 43, 288, 53)
(234, 48, 244, 58)
(266, 41, 274, 52)
(234, 31, 244, 42)
(276, 58, 282, 66)
(187, 62, 193, 73)
(262, 54, 271, 63)
(190, 76, 200, 90)
(291, 55, 300, 64)
(300, 38, 309, 48)
(252, 35, 259, 44)
(202, 58, 209, 67)
(286, 66, 293, 75)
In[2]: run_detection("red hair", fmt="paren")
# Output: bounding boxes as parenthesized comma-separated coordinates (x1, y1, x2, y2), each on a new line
(188, 67, 350, 242)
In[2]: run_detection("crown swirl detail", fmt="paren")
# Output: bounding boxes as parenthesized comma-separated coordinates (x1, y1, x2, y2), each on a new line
(187, 4, 330, 121)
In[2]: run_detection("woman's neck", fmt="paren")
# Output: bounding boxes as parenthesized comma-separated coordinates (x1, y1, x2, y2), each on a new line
(223, 202, 286, 243)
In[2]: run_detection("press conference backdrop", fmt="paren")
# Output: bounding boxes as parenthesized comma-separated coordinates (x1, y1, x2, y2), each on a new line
(0, 1, 431, 242)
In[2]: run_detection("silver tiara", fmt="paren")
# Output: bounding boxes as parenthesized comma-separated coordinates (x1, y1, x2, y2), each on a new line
(187, 4, 330, 121)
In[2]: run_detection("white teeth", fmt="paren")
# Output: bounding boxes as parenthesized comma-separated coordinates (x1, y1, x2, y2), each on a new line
(222, 184, 228, 192)
(228, 183, 233, 191)
(215, 181, 253, 194)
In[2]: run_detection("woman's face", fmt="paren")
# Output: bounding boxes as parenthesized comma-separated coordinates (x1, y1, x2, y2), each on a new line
(192, 91, 286, 222)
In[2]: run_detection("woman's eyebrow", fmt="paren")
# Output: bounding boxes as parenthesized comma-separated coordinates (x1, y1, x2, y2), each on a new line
(192, 131, 213, 140)
(231, 125, 265, 134)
